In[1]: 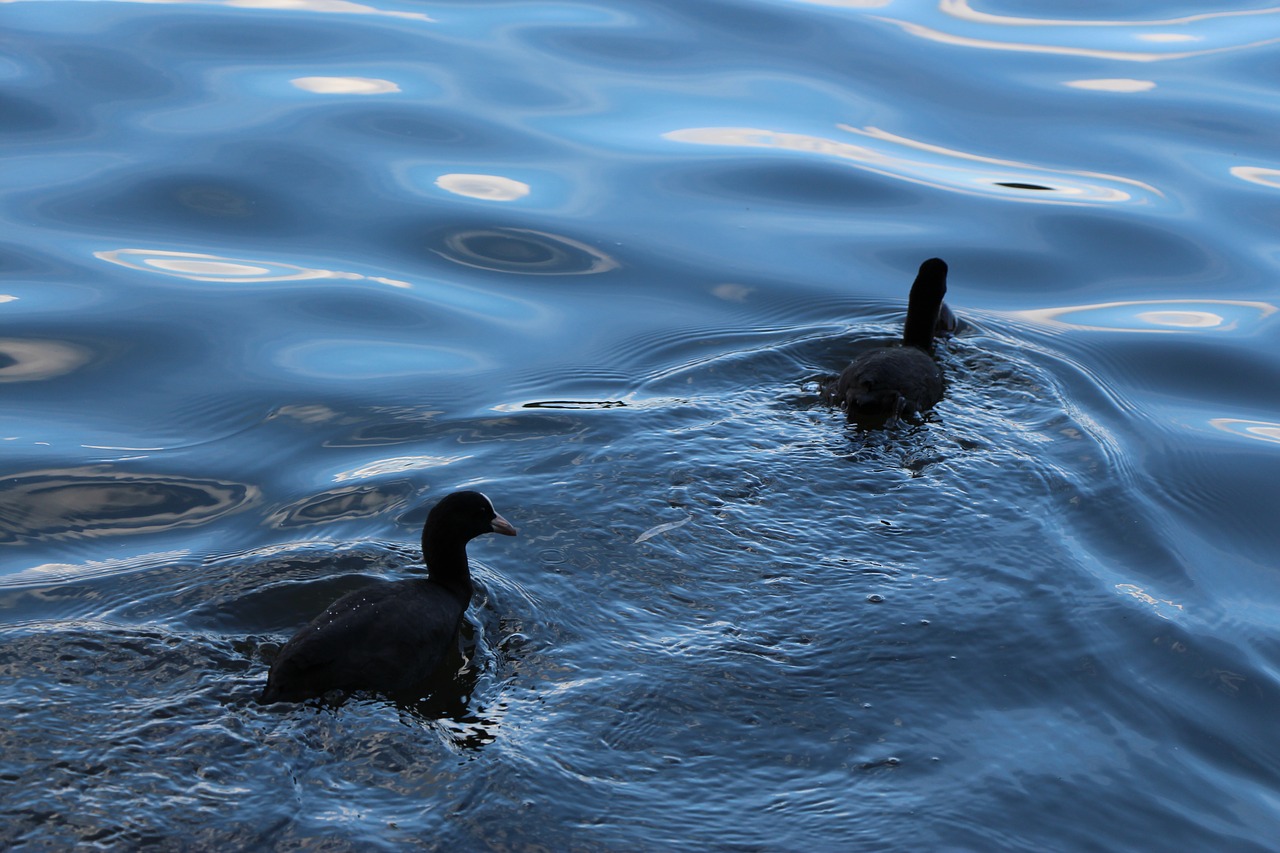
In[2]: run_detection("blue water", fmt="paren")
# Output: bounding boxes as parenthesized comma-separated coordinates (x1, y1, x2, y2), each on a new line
(3, 0, 1279, 849)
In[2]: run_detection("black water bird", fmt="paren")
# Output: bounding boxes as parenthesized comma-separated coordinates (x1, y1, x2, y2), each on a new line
(259, 490, 518, 704)
(828, 258, 950, 427)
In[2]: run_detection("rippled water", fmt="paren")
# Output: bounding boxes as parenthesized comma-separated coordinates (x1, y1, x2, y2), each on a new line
(3, 1, 1280, 850)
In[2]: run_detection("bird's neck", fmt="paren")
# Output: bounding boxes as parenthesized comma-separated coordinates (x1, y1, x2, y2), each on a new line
(423, 534, 473, 598)
(902, 294, 941, 351)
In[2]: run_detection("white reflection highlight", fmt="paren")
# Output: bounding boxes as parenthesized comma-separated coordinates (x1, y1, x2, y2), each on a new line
(96, 249, 411, 288)
(784, 0, 890, 6)
(24, 0, 437, 21)
(1209, 418, 1280, 446)
(1134, 310, 1221, 328)
(941, 1, 1280, 29)
(1013, 299, 1276, 333)
(0, 339, 92, 382)
(665, 125, 1157, 205)
(1115, 583, 1184, 619)
(885, 3, 1280, 61)
(150, 259, 271, 276)
(1230, 166, 1280, 189)
(291, 76, 400, 95)
(435, 173, 531, 201)
(1065, 78, 1155, 92)
(334, 455, 471, 482)
(0, 551, 190, 589)
(882, 19, 1250, 61)
(0, 295, 17, 303)
(230, 0, 429, 16)
(712, 283, 754, 302)
(270, 404, 347, 424)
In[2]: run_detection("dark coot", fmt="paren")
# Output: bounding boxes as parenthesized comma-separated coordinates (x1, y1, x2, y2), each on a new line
(259, 490, 518, 704)
(827, 257, 950, 427)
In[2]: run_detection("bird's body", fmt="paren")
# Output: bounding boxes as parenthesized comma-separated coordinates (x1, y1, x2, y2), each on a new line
(829, 258, 950, 427)
(259, 578, 467, 702)
(259, 490, 517, 704)
(832, 344, 943, 422)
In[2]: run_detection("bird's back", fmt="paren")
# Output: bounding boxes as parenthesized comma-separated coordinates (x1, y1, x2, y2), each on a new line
(260, 578, 466, 703)
(833, 345, 943, 421)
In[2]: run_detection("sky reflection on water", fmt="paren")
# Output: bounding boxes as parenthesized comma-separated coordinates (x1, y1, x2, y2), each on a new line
(2, 0, 1279, 850)
(666, 123, 1161, 204)
(1013, 298, 1277, 333)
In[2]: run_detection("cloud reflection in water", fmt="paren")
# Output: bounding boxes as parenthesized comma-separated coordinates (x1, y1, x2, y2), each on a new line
(0, 550, 191, 589)
(1064, 79, 1156, 93)
(1229, 166, 1280, 189)
(1012, 299, 1276, 334)
(290, 76, 400, 94)
(1208, 418, 1280, 447)
(96, 247, 546, 328)
(434, 173, 531, 202)
(883, 2, 1280, 62)
(0, 338, 92, 382)
(96, 248, 411, 288)
(665, 125, 1159, 205)
(333, 455, 471, 482)
(0, 467, 257, 543)
(18, 0, 436, 21)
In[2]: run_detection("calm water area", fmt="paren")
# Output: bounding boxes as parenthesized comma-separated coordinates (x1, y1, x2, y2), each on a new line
(2, 1, 1279, 850)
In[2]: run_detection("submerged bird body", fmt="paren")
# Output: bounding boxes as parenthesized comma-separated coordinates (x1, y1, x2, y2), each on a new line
(259, 490, 517, 704)
(830, 258, 949, 427)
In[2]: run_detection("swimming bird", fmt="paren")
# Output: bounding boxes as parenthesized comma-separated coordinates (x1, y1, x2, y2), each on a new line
(828, 257, 950, 427)
(259, 490, 518, 704)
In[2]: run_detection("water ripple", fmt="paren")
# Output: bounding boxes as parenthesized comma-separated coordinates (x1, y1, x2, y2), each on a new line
(882, 2, 1280, 61)
(265, 482, 415, 528)
(0, 338, 93, 382)
(665, 125, 1161, 205)
(0, 467, 258, 545)
(4, 0, 1280, 849)
(426, 226, 620, 275)
(1011, 299, 1277, 333)
(274, 339, 485, 380)
(1208, 417, 1280, 446)
(96, 248, 411, 288)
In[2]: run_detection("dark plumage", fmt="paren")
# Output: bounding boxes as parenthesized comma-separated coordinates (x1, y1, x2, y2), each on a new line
(259, 490, 517, 704)
(828, 258, 950, 427)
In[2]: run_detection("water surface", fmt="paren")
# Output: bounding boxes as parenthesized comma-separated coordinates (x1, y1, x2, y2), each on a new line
(2, 1, 1279, 850)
